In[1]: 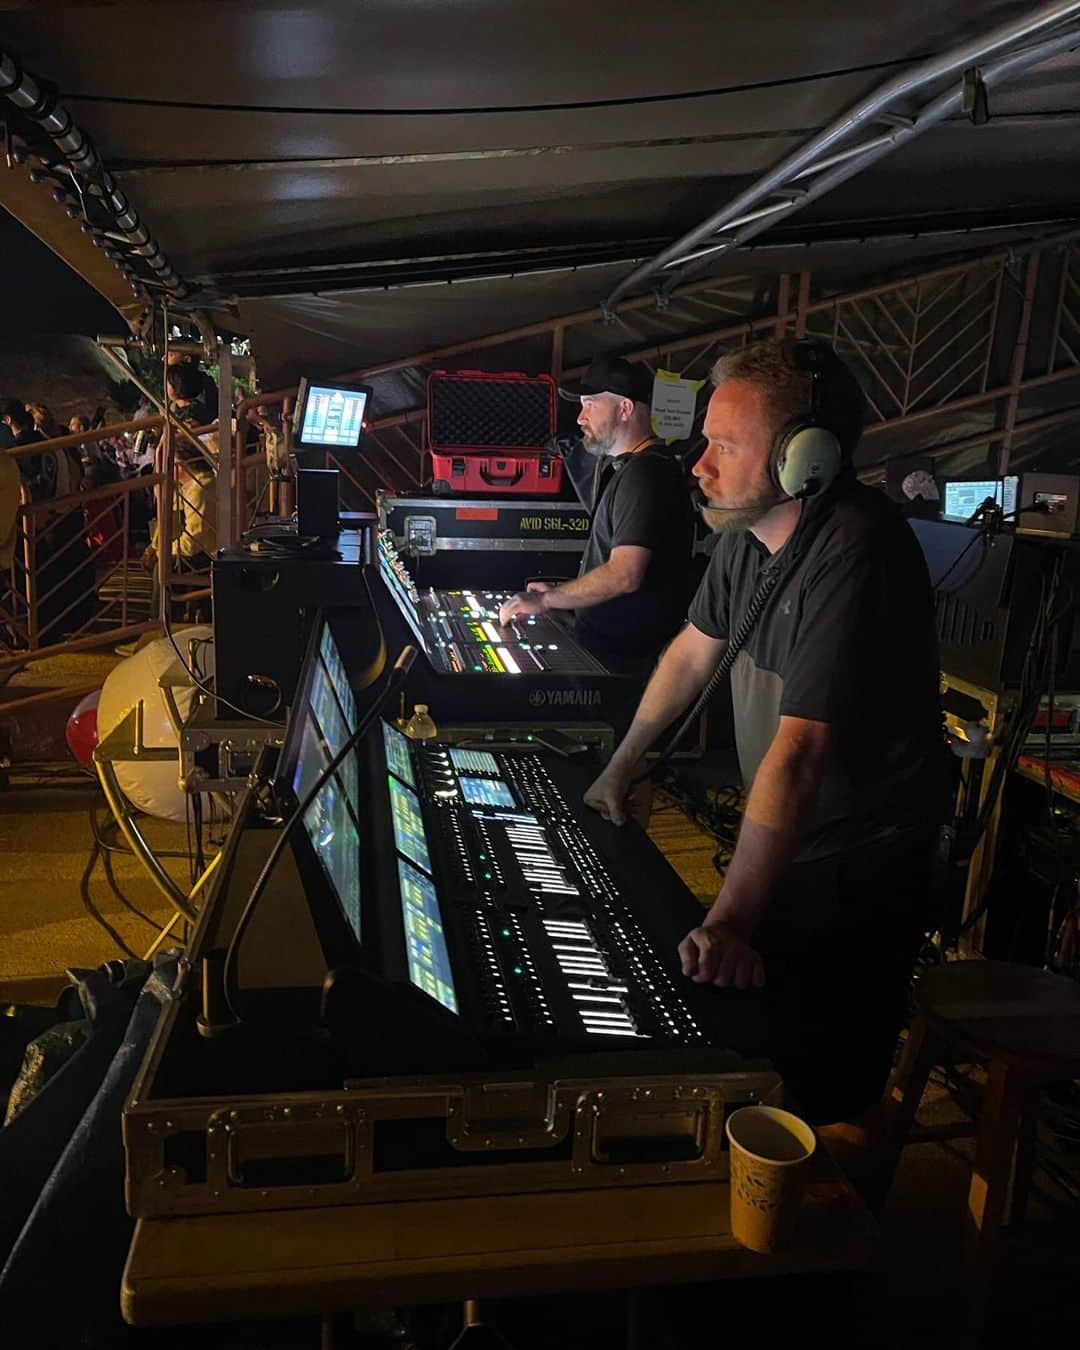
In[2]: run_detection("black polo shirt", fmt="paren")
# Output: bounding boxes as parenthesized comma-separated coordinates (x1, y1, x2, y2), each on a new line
(689, 478, 947, 860)
(574, 444, 695, 669)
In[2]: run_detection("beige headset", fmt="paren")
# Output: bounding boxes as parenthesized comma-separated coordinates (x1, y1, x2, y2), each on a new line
(771, 340, 845, 501)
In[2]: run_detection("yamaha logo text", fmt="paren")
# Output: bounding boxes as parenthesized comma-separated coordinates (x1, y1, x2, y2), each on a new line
(528, 688, 601, 708)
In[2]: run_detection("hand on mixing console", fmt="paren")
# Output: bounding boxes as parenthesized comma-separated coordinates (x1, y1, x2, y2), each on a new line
(583, 762, 634, 826)
(678, 921, 765, 990)
(499, 591, 547, 625)
(525, 580, 556, 593)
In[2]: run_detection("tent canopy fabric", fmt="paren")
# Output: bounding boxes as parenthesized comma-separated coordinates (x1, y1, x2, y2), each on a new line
(2, 2, 1079, 418)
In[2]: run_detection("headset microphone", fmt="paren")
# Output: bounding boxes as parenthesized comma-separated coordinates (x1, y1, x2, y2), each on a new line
(692, 487, 789, 513)
(692, 488, 754, 513)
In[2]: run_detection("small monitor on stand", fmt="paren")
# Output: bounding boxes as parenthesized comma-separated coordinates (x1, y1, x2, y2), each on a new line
(293, 379, 373, 452)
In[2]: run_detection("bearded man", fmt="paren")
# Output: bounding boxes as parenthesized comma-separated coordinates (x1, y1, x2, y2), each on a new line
(585, 339, 947, 1129)
(499, 355, 695, 677)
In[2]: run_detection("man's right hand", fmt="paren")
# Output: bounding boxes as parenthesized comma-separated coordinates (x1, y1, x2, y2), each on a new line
(678, 921, 765, 989)
(584, 761, 635, 826)
(525, 580, 556, 593)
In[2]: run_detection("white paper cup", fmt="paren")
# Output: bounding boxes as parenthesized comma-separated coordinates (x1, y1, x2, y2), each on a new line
(726, 1105, 816, 1253)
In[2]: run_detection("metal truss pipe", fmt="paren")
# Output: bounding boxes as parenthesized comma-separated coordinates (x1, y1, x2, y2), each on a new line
(0, 45, 188, 298)
(660, 25, 1080, 295)
(606, 0, 1080, 308)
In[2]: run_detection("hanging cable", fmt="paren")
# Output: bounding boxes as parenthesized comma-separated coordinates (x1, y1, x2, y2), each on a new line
(78, 819, 139, 960)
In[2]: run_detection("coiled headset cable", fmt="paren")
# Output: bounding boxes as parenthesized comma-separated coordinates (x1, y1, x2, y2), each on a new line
(635, 487, 837, 784)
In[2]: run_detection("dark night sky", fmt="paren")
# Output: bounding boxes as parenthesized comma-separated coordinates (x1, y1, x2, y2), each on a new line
(0, 210, 126, 338)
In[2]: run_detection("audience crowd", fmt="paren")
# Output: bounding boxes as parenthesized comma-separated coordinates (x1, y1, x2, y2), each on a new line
(0, 352, 227, 647)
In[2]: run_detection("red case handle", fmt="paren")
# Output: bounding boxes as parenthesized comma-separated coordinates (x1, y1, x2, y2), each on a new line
(479, 463, 526, 486)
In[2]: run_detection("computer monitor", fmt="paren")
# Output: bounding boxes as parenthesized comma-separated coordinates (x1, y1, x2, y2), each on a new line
(293, 378, 373, 451)
(942, 476, 1019, 523)
(278, 616, 363, 939)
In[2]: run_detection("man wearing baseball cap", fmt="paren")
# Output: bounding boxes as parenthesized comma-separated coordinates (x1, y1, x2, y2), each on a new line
(499, 355, 695, 676)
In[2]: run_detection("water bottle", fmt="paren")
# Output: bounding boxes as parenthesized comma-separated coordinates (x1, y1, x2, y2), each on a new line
(403, 703, 437, 740)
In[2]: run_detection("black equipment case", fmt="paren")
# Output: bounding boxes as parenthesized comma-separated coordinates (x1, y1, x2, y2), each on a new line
(211, 526, 376, 719)
(377, 490, 589, 588)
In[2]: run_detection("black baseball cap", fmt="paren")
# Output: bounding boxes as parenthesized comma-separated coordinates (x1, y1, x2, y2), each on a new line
(559, 355, 654, 406)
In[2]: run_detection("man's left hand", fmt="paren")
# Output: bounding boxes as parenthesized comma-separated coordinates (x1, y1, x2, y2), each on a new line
(678, 921, 765, 989)
(499, 591, 548, 626)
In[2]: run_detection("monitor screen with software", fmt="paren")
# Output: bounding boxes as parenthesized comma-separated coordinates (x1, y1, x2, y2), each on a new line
(942, 477, 1019, 523)
(283, 621, 363, 939)
(293, 379, 372, 450)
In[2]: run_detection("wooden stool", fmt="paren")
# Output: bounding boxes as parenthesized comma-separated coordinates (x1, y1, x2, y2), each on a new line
(875, 960, 1080, 1326)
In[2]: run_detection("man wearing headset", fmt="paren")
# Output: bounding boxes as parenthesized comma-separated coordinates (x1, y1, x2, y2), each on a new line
(586, 340, 947, 1126)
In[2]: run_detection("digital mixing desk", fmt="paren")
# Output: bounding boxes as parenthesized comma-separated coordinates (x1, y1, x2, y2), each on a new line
(359, 721, 762, 1053)
(371, 530, 636, 729)
(123, 616, 774, 1222)
(267, 616, 766, 1061)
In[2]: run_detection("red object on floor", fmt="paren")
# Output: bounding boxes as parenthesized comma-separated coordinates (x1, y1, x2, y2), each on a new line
(65, 688, 101, 765)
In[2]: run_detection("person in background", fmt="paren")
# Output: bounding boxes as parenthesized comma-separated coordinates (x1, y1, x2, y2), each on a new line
(0, 399, 52, 501)
(247, 403, 287, 479)
(141, 363, 219, 591)
(0, 433, 22, 643)
(26, 402, 61, 440)
(1, 400, 93, 639)
(70, 414, 98, 467)
(499, 355, 696, 680)
(164, 350, 218, 421)
(82, 453, 126, 567)
(27, 403, 83, 498)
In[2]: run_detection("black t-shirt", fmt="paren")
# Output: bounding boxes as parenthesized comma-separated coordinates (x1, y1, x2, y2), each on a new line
(574, 444, 695, 668)
(688, 478, 947, 860)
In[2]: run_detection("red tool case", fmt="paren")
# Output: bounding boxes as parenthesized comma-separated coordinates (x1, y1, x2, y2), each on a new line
(427, 369, 562, 496)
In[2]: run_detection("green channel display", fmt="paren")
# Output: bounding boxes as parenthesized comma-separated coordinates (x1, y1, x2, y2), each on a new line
(388, 774, 432, 875)
(449, 748, 500, 776)
(397, 857, 458, 1013)
(382, 720, 416, 788)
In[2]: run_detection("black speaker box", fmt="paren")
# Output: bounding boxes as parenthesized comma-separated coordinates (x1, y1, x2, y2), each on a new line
(296, 467, 341, 538)
(212, 529, 372, 719)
